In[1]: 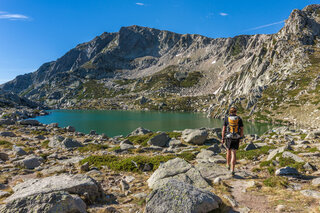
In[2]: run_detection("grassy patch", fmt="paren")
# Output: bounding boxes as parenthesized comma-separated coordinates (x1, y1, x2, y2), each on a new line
(237, 145, 276, 160)
(80, 155, 176, 172)
(41, 140, 50, 148)
(78, 144, 109, 153)
(0, 140, 12, 149)
(177, 151, 196, 161)
(31, 130, 48, 136)
(127, 133, 159, 147)
(166, 132, 182, 139)
(108, 146, 121, 152)
(263, 176, 288, 188)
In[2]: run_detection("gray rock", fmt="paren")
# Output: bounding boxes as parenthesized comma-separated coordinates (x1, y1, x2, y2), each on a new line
(15, 155, 43, 169)
(0, 190, 9, 198)
(66, 126, 76, 132)
(223, 194, 238, 207)
(147, 133, 170, 147)
(127, 127, 152, 136)
(145, 179, 221, 213)
(182, 129, 208, 145)
(0, 132, 16, 137)
(120, 180, 130, 191)
(282, 151, 304, 163)
(49, 123, 59, 128)
(311, 177, 320, 186)
(49, 136, 83, 148)
(19, 119, 40, 126)
(0, 119, 15, 125)
(267, 145, 292, 161)
(196, 149, 215, 159)
(244, 142, 257, 151)
(300, 190, 320, 199)
(275, 167, 299, 176)
(80, 162, 89, 172)
(147, 158, 210, 190)
(13, 146, 27, 156)
(303, 162, 317, 171)
(207, 143, 221, 153)
(89, 130, 96, 135)
(168, 139, 182, 147)
(1, 191, 86, 213)
(120, 139, 135, 150)
(0, 152, 9, 161)
(6, 174, 105, 203)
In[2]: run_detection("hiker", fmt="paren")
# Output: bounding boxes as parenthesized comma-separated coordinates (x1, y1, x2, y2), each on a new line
(221, 107, 244, 176)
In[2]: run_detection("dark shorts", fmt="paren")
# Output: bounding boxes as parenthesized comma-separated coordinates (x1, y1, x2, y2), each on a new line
(226, 138, 240, 150)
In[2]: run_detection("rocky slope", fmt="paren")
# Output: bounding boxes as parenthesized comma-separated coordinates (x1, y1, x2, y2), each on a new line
(1, 4, 320, 127)
(0, 108, 319, 212)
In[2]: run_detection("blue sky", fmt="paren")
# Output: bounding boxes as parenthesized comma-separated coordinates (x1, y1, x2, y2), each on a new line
(0, 0, 318, 83)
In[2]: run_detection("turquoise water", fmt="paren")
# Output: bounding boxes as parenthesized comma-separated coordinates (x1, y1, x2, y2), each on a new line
(35, 110, 274, 137)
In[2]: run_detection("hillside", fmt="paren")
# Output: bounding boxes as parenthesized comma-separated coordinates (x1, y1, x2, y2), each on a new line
(1, 4, 320, 127)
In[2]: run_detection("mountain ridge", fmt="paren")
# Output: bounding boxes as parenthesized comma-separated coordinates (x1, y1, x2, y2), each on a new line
(2, 4, 320, 128)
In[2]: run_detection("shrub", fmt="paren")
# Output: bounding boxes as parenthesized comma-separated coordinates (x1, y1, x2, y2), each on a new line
(78, 144, 109, 153)
(127, 133, 159, 147)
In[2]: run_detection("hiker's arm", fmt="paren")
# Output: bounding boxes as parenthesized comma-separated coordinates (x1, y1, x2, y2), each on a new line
(240, 127, 244, 138)
(222, 126, 226, 143)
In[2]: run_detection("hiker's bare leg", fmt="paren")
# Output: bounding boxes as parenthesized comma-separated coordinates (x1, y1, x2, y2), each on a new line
(226, 149, 231, 167)
(231, 149, 236, 172)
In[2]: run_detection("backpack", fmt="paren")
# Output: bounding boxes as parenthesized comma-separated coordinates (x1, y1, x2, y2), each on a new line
(226, 115, 241, 139)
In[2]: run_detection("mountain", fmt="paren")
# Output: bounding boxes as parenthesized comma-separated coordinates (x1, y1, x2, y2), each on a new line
(1, 4, 320, 128)
(0, 89, 43, 109)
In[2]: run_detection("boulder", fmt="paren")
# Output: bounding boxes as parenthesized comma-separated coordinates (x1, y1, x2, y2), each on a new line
(0, 132, 16, 137)
(311, 177, 320, 186)
(182, 129, 208, 145)
(19, 119, 40, 126)
(300, 190, 320, 199)
(0, 191, 86, 213)
(6, 174, 105, 204)
(207, 144, 221, 153)
(275, 167, 299, 176)
(127, 127, 152, 136)
(282, 151, 304, 163)
(196, 149, 215, 159)
(303, 162, 317, 171)
(13, 146, 27, 156)
(120, 139, 135, 150)
(147, 158, 210, 190)
(244, 142, 257, 151)
(147, 133, 170, 147)
(49, 136, 83, 149)
(145, 179, 221, 213)
(15, 155, 43, 169)
(168, 139, 182, 147)
(267, 145, 292, 161)
(0, 152, 9, 161)
(66, 126, 76, 132)
(0, 119, 15, 125)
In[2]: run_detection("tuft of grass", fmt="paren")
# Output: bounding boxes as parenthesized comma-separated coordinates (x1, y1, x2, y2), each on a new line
(127, 133, 159, 147)
(237, 145, 276, 160)
(41, 140, 50, 148)
(0, 140, 12, 149)
(80, 155, 177, 172)
(78, 144, 109, 153)
(177, 151, 196, 161)
(263, 176, 288, 188)
(278, 156, 305, 172)
(166, 132, 182, 139)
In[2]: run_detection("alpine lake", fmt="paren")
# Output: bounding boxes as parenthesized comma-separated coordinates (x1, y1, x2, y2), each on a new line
(34, 109, 275, 137)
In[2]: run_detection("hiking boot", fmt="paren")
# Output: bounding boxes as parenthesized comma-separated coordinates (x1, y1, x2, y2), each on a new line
(231, 171, 235, 176)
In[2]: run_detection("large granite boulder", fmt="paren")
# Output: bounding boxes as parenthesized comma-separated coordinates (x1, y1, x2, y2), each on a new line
(19, 119, 40, 126)
(0, 191, 86, 213)
(147, 133, 170, 147)
(275, 167, 299, 176)
(145, 179, 222, 213)
(147, 158, 210, 190)
(49, 135, 83, 149)
(127, 127, 152, 136)
(14, 155, 43, 169)
(5, 174, 105, 204)
(182, 129, 208, 145)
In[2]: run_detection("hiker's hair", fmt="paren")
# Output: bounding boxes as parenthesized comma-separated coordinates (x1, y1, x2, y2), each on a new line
(229, 107, 237, 114)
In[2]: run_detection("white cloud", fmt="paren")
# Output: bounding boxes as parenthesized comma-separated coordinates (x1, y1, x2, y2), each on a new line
(219, 12, 228, 16)
(0, 11, 29, 20)
(136, 3, 144, 6)
(244, 20, 284, 31)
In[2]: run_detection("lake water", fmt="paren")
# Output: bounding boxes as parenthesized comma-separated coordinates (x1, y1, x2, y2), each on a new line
(35, 109, 274, 137)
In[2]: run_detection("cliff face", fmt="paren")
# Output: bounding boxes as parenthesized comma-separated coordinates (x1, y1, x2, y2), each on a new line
(1, 4, 320, 127)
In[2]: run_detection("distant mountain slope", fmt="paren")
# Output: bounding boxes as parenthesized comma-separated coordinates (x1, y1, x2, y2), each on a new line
(1, 4, 320, 127)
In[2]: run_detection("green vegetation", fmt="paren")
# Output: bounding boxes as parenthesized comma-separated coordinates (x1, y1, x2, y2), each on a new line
(177, 151, 196, 161)
(263, 176, 288, 188)
(180, 72, 203, 87)
(166, 131, 182, 139)
(78, 144, 109, 153)
(237, 145, 276, 160)
(108, 146, 121, 152)
(31, 130, 49, 136)
(80, 155, 175, 172)
(0, 140, 12, 149)
(114, 79, 135, 86)
(41, 140, 50, 148)
(127, 133, 159, 147)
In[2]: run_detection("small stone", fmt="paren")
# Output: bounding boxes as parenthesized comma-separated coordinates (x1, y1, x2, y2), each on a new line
(13, 146, 27, 156)
(213, 177, 222, 185)
(311, 177, 320, 186)
(120, 180, 130, 191)
(303, 162, 317, 171)
(80, 162, 89, 172)
(276, 205, 286, 212)
(244, 142, 257, 151)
